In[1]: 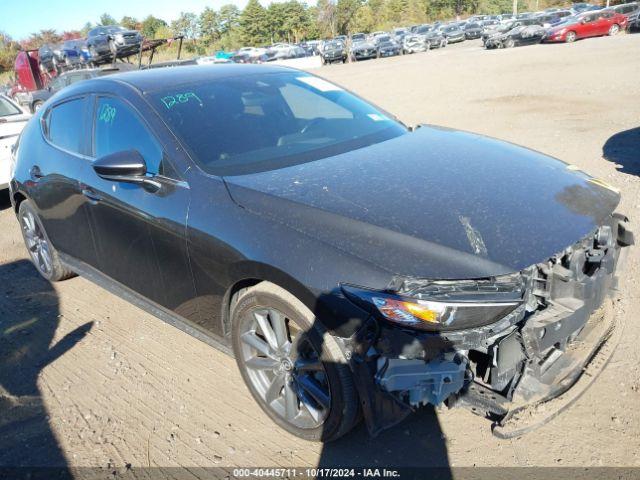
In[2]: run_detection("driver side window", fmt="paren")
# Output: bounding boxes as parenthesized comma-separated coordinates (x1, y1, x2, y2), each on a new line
(94, 96, 175, 178)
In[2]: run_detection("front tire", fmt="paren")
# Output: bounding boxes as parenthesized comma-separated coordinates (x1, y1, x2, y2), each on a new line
(565, 31, 577, 43)
(504, 38, 515, 48)
(18, 200, 75, 282)
(231, 281, 360, 442)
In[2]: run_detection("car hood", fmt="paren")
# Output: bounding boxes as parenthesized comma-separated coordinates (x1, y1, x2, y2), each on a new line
(224, 126, 620, 279)
(353, 43, 375, 50)
(0, 114, 31, 137)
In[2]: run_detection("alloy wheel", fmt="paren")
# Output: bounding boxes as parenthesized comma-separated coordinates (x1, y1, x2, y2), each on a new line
(609, 24, 619, 36)
(21, 211, 52, 276)
(566, 31, 576, 43)
(238, 307, 331, 429)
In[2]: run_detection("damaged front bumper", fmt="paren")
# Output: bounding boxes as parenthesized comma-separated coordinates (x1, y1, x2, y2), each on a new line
(341, 214, 633, 437)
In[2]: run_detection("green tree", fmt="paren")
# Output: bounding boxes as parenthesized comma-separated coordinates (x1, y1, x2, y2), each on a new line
(0, 31, 21, 73)
(283, 1, 312, 42)
(81, 22, 93, 36)
(171, 12, 199, 39)
(316, 0, 337, 37)
(219, 4, 241, 34)
(336, 0, 364, 34)
(352, 5, 376, 32)
(240, 0, 270, 45)
(120, 16, 139, 30)
(199, 7, 220, 44)
(141, 15, 167, 38)
(98, 13, 117, 26)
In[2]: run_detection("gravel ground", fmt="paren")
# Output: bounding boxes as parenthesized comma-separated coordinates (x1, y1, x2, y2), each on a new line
(0, 34, 639, 470)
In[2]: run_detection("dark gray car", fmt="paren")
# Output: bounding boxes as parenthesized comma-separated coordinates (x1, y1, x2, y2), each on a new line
(87, 25, 143, 64)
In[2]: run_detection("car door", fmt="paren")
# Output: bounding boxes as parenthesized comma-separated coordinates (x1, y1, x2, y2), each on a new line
(78, 93, 197, 315)
(32, 96, 98, 266)
(596, 11, 614, 34)
(579, 14, 598, 37)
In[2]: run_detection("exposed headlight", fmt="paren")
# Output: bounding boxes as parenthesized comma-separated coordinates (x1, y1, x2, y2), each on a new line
(342, 273, 525, 332)
(115, 33, 124, 41)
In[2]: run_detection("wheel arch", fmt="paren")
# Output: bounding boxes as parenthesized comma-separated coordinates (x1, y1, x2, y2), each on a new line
(221, 261, 319, 339)
(12, 190, 27, 216)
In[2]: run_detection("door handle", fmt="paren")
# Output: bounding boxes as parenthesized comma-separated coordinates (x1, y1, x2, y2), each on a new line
(30, 166, 43, 180)
(81, 188, 101, 203)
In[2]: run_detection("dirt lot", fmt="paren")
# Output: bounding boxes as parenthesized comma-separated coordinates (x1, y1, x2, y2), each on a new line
(1, 34, 639, 470)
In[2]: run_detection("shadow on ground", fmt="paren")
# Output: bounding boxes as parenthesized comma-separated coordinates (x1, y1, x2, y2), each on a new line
(0, 259, 92, 467)
(602, 127, 640, 176)
(0, 190, 11, 211)
(318, 407, 450, 469)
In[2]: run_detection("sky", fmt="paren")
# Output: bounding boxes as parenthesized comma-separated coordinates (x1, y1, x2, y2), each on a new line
(1, 0, 273, 40)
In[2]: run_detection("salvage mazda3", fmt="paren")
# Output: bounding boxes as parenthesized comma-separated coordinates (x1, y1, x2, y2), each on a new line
(9, 65, 633, 441)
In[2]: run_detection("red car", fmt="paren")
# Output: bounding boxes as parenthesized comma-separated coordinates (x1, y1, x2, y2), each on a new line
(545, 9, 628, 42)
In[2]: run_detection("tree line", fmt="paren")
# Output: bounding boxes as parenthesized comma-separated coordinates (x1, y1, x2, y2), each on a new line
(1, 0, 570, 73)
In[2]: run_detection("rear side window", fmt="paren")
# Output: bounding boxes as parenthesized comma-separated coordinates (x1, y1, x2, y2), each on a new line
(93, 96, 168, 176)
(47, 98, 85, 154)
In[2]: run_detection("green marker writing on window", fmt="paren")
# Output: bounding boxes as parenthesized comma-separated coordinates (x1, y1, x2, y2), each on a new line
(161, 92, 203, 110)
(98, 103, 117, 125)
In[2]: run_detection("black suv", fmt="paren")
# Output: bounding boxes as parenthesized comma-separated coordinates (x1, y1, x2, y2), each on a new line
(86, 25, 143, 63)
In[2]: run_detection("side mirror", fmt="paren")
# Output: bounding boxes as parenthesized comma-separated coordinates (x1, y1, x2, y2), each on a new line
(93, 150, 160, 190)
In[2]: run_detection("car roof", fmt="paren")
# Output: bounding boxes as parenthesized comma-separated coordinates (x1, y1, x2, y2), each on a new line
(90, 64, 296, 94)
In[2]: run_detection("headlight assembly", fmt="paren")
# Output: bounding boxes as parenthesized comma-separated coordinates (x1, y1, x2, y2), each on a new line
(342, 273, 525, 332)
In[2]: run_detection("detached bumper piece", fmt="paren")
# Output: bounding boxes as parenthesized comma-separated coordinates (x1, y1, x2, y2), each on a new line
(346, 214, 633, 437)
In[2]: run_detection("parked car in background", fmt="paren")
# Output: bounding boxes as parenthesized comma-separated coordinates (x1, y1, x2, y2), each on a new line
(22, 68, 122, 113)
(392, 27, 409, 43)
(350, 39, 378, 61)
(439, 24, 466, 43)
(320, 40, 347, 64)
(572, 2, 598, 12)
(422, 30, 448, 48)
(464, 22, 484, 39)
(610, 2, 640, 28)
(402, 34, 430, 53)
(350, 33, 367, 43)
(60, 39, 90, 67)
(86, 25, 143, 63)
(0, 95, 30, 190)
(545, 9, 628, 42)
(10, 65, 632, 442)
(484, 24, 547, 48)
(267, 44, 307, 61)
(535, 10, 573, 27)
(482, 20, 525, 44)
(37, 44, 63, 73)
(373, 34, 402, 57)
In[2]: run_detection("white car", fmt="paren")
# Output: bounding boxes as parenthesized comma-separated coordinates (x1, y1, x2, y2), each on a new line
(0, 95, 31, 190)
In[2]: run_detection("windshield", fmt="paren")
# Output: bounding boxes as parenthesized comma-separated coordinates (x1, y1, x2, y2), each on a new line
(324, 41, 343, 50)
(0, 96, 21, 117)
(150, 72, 407, 176)
(63, 40, 83, 48)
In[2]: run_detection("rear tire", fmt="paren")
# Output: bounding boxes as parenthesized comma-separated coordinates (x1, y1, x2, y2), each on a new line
(31, 100, 43, 113)
(231, 281, 360, 442)
(608, 24, 620, 36)
(18, 200, 75, 282)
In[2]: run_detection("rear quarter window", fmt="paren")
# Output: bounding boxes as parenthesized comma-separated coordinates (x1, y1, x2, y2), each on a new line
(46, 98, 85, 154)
